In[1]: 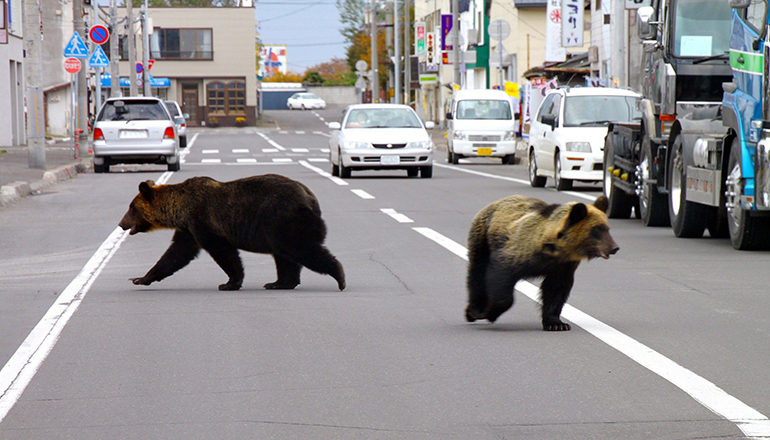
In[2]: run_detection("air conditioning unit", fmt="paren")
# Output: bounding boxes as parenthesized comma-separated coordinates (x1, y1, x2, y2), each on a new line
(588, 46, 599, 63)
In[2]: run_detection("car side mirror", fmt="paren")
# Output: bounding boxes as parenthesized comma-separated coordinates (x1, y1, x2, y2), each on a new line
(329, 122, 341, 130)
(183, 113, 189, 119)
(637, 6, 658, 40)
(425, 121, 435, 129)
(446, 112, 453, 120)
(541, 114, 556, 129)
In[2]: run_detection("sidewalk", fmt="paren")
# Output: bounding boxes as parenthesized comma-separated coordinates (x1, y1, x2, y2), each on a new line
(0, 140, 92, 208)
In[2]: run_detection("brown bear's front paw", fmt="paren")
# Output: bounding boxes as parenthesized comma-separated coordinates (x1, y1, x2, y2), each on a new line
(263, 281, 298, 290)
(465, 307, 485, 322)
(543, 320, 571, 331)
(218, 282, 242, 291)
(129, 277, 152, 286)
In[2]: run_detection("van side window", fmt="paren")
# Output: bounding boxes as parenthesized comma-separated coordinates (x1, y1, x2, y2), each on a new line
(536, 95, 555, 122)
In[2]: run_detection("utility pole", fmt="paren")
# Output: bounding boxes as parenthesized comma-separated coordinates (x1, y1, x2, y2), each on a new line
(74, 0, 88, 156)
(451, 0, 460, 88)
(394, 0, 399, 104)
(370, 0, 379, 103)
(404, 0, 410, 105)
(93, 0, 101, 114)
(23, 0, 45, 168)
(109, 0, 120, 97)
(141, 0, 150, 96)
(127, 0, 138, 96)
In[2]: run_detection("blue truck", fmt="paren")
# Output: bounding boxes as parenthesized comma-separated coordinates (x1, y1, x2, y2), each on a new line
(603, 0, 770, 249)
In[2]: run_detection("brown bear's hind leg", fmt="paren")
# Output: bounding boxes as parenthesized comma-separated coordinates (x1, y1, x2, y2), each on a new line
(465, 242, 491, 322)
(265, 254, 301, 290)
(483, 260, 516, 323)
(130, 230, 201, 286)
(540, 265, 577, 331)
(280, 243, 346, 291)
(198, 234, 244, 291)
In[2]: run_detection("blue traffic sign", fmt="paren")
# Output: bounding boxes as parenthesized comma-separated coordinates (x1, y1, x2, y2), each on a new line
(63, 31, 89, 58)
(89, 25, 109, 45)
(89, 46, 109, 68)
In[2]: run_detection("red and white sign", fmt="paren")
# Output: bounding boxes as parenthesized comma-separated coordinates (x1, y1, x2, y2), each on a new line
(89, 25, 109, 45)
(63, 57, 81, 74)
(147, 59, 155, 70)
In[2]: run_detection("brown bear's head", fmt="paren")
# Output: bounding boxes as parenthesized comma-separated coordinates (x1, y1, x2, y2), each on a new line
(119, 181, 163, 235)
(548, 196, 619, 261)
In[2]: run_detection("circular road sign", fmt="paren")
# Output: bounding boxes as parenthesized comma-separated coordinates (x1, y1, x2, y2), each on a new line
(63, 57, 82, 74)
(355, 60, 368, 72)
(89, 25, 109, 45)
(489, 19, 511, 41)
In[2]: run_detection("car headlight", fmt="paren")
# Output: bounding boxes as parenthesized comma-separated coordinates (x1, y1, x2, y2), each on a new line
(453, 131, 467, 141)
(566, 141, 592, 152)
(503, 131, 515, 141)
(342, 140, 370, 149)
(407, 140, 433, 150)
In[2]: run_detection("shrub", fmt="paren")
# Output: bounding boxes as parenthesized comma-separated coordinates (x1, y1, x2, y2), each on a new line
(235, 117, 247, 127)
(207, 116, 220, 128)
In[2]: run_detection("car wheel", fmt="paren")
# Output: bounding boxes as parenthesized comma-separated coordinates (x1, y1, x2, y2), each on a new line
(340, 161, 351, 178)
(331, 163, 340, 177)
(180, 135, 187, 149)
(554, 152, 572, 191)
(301, 104, 307, 110)
(420, 166, 433, 178)
(407, 168, 419, 177)
(447, 149, 454, 163)
(94, 163, 109, 173)
(451, 151, 461, 164)
(168, 160, 180, 172)
(502, 154, 516, 165)
(528, 150, 546, 188)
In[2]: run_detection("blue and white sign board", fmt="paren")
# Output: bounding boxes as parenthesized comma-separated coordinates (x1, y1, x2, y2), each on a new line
(63, 31, 89, 59)
(89, 46, 109, 68)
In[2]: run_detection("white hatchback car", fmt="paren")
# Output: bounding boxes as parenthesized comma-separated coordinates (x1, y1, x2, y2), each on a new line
(528, 87, 642, 190)
(328, 104, 435, 178)
(287, 92, 326, 110)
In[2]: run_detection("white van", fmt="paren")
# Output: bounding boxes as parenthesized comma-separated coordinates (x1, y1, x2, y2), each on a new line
(446, 89, 517, 164)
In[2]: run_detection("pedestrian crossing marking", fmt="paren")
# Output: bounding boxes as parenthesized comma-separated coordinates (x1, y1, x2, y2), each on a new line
(232, 149, 249, 153)
(292, 148, 309, 153)
(88, 46, 110, 68)
(202, 149, 219, 154)
(262, 148, 279, 153)
(236, 158, 257, 163)
(307, 158, 328, 162)
(201, 158, 221, 163)
(272, 158, 292, 163)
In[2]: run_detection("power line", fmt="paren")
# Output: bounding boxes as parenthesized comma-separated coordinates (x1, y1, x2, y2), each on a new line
(258, 0, 327, 22)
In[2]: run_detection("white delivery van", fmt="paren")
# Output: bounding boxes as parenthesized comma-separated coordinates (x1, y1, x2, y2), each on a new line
(446, 89, 517, 164)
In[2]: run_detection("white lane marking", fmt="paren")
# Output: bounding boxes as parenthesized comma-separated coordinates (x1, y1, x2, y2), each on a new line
(256, 132, 286, 151)
(232, 149, 249, 154)
(236, 158, 257, 163)
(0, 171, 175, 423)
(180, 133, 199, 164)
(380, 208, 414, 223)
(272, 158, 292, 163)
(296, 131, 306, 135)
(201, 158, 221, 163)
(262, 148, 279, 153)
(314, 131, 331, 138)
(307, 158, 328, 163)
(202, 149, 219, 154)
(351, 189, 375, 199)
(184, 162, 294, 166)
(298, 160, 348, 186)
(279, 130, 288, 134)
(411, 226, 770, 439)
(292, 148, 309, 153)
(435, 163, 597, 203)
(320, 148, 330, 153)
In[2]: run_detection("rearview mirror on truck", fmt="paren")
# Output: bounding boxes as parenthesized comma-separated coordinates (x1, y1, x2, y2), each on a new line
(637, 6, 657, 40)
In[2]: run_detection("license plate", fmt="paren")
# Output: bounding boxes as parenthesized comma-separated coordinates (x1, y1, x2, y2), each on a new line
(119, 130, 148, 139)
(477, 148, 493, 156)
(381, 155, 400, 165)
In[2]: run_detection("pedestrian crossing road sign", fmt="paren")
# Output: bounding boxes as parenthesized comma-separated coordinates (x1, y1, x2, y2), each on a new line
(89, 46, 109, 68)
(63, 31, 89, 59)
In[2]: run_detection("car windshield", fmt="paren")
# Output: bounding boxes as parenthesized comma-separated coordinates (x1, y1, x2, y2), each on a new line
(456, 100, 512, 120)
(99, 100, 168, 122)
(563, 95, 642, 127)
(672, 0, 730, 57)
(345, 108, 422, 128)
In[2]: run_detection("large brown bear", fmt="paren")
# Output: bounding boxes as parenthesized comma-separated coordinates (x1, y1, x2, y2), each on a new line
(119, 175, 345, 291)
(465, 195, 618, 331)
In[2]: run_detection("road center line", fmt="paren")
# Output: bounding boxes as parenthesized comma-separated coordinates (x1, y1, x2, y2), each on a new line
(256, 131, 286, 151)
(351, 189, 375, 199)
(381, 208, 414, 223)
(411, 226, 770, 439)
(298, 160, 348, 186)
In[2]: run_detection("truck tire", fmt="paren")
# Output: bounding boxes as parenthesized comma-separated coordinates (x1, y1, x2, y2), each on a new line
(603, 137, 634, 218)
(667, 133, 707, 238)
(637, 134, 670, 226)
(725, 142, 770, 249)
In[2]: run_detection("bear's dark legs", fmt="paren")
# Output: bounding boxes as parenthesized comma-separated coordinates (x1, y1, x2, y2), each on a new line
(264, 254, 302, 290)
(540, 264, 577, 331)
(482, 259, 517, 323)
(277, 243, 346, 291)
(130, 230, 200, 286)
(465, 243, 490, 322)
(198, 234, 245, 291)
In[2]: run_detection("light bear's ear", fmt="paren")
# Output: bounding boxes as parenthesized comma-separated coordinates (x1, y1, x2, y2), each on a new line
(593, 196, 609, 213)
(139, 181, 156, 202)
(566, 203, 588, 228)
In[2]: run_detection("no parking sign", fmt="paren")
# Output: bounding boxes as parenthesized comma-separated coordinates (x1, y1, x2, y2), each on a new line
(89, 25, 109, 45)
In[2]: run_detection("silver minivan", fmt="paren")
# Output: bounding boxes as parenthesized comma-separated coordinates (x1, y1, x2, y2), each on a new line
(92, 97, 180, 173)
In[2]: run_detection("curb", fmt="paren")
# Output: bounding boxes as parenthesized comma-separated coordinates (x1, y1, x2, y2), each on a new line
(0, 158, 93, 208)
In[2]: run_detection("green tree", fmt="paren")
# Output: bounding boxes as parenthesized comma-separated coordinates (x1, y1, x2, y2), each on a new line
(336, 0, 367, 41)
(303, 71, 324, 86)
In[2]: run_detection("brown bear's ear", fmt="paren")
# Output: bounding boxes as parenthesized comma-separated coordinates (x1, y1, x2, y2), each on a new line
(566, 203, 588, 228)
(139, 181, 155, 202)
(594, 196, 609, 213)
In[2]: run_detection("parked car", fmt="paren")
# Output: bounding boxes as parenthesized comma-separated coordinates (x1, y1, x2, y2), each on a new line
(287, 92, 326, 110)
(446, 89, 518, 164)
(528, 87, 642, 190)
(164, 100, 188, 148)
(328, 104, 435, 178)
(92, 97, 180, 173)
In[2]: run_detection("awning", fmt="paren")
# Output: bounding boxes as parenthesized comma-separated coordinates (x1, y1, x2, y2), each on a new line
(100, 72, 171, 88)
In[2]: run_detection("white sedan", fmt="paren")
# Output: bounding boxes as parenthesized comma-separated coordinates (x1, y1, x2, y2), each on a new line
(286, 92, 326, 110)
(328, 104, 435, 178)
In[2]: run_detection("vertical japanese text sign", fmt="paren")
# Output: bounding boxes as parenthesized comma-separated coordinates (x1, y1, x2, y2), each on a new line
(562, 0, 584, 47)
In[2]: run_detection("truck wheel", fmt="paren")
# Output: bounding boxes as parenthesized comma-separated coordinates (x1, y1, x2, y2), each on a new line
(725, 142, 770, 249)
(603, 138, 633, 218)
(554, 152, 572, 191)
(668, 134, 707, 238)
(637, 134, 670, 226)
(529, 150, 546, 188)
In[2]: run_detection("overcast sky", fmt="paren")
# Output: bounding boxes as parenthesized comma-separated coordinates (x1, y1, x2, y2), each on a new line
(255, 0, 348, 73)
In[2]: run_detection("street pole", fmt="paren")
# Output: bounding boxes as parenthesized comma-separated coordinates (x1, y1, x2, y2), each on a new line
(109, 0, 120, 97)
(22, 0, 45, 168)
(93, 0, 102, 115)
(451, 0, 460, 88)
(394, 0, 399, 104)
(127, 0, 138, 96)
(404, 0, 410, 105)
(74, 0, 88, 156)
(370, 0, 379, 103)
(142, 0, 151, 96)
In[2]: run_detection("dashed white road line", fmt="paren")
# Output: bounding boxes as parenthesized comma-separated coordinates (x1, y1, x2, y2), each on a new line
(351, 189, 375, 199)
(380, 208, 414, 223)
(256, 131, 286, 151)
(299, 160, 348, 186)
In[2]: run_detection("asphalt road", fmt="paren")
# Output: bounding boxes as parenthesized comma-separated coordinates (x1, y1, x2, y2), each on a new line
(0, 107, 768, 439)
